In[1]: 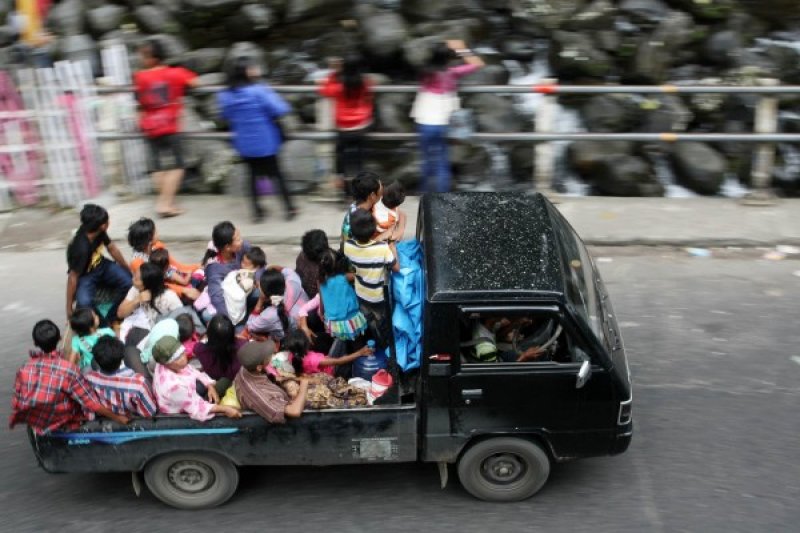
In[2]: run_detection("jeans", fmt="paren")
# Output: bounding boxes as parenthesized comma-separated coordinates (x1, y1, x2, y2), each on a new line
(75, 259, 132, 325)
(417, 124, 450, 193)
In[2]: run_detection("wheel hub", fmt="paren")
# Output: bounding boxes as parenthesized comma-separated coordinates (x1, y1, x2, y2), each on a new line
(482, 453, 526, 484)
(167, 460, 215, 493)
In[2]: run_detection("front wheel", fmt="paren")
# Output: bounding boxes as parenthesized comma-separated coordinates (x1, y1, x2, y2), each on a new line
(457, 437, 550, 502)
(144, 452, 239, 509)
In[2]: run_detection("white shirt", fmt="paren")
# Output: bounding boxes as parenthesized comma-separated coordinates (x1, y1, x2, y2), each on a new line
(119, 286, 182, 341)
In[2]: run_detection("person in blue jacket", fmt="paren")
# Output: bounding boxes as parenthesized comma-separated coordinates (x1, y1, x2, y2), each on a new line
(218, 56, 298, 222)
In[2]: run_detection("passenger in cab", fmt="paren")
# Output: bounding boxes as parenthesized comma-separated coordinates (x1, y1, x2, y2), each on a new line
(85, 336, 157, 419)
(69, 307, 115, 371)
(234, 340, 309, 424)
(152, 336, 241, 421)
(10, 320, 130, 435)
(464, 316, 547, 363)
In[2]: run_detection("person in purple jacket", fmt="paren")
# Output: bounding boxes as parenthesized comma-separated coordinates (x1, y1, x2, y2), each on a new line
(204, 221, 255, 327)
(217, 56, 297, 222)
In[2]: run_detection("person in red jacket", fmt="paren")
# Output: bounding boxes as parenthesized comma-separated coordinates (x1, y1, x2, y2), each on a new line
(134, 38, 199, 218)
(318, 54, 374, 183)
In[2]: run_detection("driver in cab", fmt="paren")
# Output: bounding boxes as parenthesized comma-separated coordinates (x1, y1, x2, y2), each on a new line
(465, 316, 548, 363)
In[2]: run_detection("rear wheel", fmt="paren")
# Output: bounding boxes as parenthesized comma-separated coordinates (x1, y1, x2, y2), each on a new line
(457, 437, 550, 502)
(144, 452, 239, 509)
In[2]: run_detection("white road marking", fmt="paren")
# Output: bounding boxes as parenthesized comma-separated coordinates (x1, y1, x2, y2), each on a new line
(791, 356, 800, 367)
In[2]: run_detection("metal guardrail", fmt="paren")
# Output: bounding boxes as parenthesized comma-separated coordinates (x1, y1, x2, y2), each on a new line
(95, 131, 800, 143)
(93, 84, 800, 95)
(6, 76, 800, 203)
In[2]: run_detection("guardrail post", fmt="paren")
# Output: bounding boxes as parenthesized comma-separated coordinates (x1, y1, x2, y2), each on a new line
(534, 78, 557, 196)
(744, 78, 779, 205)
(315, 92, 335, 192)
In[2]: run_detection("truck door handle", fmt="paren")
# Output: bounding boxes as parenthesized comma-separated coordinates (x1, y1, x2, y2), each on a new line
(461, 389, 483, 400)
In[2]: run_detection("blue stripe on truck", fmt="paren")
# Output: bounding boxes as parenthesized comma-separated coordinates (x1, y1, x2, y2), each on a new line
(52, 428, 240, 445)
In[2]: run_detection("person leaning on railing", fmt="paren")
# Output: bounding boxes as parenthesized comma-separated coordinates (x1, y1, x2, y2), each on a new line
(410, 39, 484, 193)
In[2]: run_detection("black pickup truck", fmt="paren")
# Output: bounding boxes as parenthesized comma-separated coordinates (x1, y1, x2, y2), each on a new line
(28, 192, 632, 509)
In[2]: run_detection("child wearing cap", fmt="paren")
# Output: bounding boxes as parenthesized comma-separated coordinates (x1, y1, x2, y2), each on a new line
(234, 340, 309, 424)
(151, 335, 242, 421)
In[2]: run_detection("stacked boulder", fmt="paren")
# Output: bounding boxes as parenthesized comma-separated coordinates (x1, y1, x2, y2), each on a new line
(0, 0, 797, 195)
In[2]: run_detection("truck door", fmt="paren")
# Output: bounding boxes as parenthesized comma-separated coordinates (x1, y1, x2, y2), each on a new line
(446, 306, 617, 458)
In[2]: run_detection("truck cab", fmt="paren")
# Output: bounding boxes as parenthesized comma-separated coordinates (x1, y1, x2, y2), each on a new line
(28, 192, 631, 508)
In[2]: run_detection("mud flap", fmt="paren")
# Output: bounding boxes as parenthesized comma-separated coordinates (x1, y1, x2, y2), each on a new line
(437, 462, 449, 489)
(131, 471, 142, 497)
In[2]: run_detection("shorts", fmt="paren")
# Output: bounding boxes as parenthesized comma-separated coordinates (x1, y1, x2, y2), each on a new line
(147, 134, 185, 172)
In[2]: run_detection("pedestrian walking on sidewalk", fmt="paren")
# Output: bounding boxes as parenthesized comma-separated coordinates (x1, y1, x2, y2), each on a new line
(318, 54, 375, 186)
(134, 38, 199, 218)
(411, 40, 483, 193)
(218, 56, 298, 223)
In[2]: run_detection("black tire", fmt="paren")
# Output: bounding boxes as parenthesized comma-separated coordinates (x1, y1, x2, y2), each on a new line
(457, 437, 550, 502)
(144, 452, 239, 510)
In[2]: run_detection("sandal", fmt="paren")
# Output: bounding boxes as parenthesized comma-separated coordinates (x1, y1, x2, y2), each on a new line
(156, 208, 186, 219)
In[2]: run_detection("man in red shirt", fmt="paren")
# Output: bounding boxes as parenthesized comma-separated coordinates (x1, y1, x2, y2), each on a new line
(9, 320, 130, 435)
(134, 38, 199, 218)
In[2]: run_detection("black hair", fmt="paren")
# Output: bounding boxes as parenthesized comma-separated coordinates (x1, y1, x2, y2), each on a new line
(301, 230, 329, 263)
(70, 307, 96, 337)
(127, 217, 156, 252)
(149, 248, 170, 272)
(176, 313, 195, 342)
(92, 336, 125, 373)
(283, 329, 309, 375)
(349, 208, 377, 243)
(211, 221, 236, 254)
(140, 262, 166, 307)
(245, 246, 267, 269)
(141, 38, 166, 63)
(318, 249, 350, 285)
(381, 180, 406, 209)
(421, 41, 455, 82)
(79, 204, 109, 233)
(226, 56, 254, 89)
(351, 171, 381, 203)
(206, 315, 236, 373)
(32, 319, 60, 353)
(339, 53, 367, 100)
(259, 270, 289, 338)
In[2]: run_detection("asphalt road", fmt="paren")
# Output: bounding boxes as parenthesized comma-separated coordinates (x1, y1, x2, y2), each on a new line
(1, 245, 798, 533)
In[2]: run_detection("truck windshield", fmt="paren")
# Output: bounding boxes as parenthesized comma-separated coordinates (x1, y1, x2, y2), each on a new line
(551, 215, 604, 342)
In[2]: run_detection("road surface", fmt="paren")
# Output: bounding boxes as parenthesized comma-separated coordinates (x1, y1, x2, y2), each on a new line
(1, 245, 798, 532)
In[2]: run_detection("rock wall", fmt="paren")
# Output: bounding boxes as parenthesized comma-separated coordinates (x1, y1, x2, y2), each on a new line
(1, 0, 799, 196)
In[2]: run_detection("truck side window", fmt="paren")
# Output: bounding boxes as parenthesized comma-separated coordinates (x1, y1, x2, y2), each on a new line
(459, 312, 582, 365)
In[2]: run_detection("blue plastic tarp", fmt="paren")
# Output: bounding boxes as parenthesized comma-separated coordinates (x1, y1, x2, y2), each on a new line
(391, 239, 424, 372)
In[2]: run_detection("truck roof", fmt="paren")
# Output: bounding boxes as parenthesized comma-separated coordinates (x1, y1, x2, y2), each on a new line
(420, 192, 567, 303)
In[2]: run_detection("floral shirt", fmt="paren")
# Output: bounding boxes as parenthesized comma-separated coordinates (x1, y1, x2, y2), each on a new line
(153, 364, 216, 421)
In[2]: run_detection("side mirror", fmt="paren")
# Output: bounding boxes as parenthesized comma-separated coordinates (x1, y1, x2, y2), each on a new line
(576, 360, 592, 389)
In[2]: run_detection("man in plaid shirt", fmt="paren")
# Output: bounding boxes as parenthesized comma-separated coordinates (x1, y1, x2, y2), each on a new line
(9, 320, 130, 435)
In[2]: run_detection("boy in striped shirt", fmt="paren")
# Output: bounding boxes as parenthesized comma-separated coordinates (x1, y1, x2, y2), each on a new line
(343, 209, 400, 340)
(85, 336, 157, 418)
